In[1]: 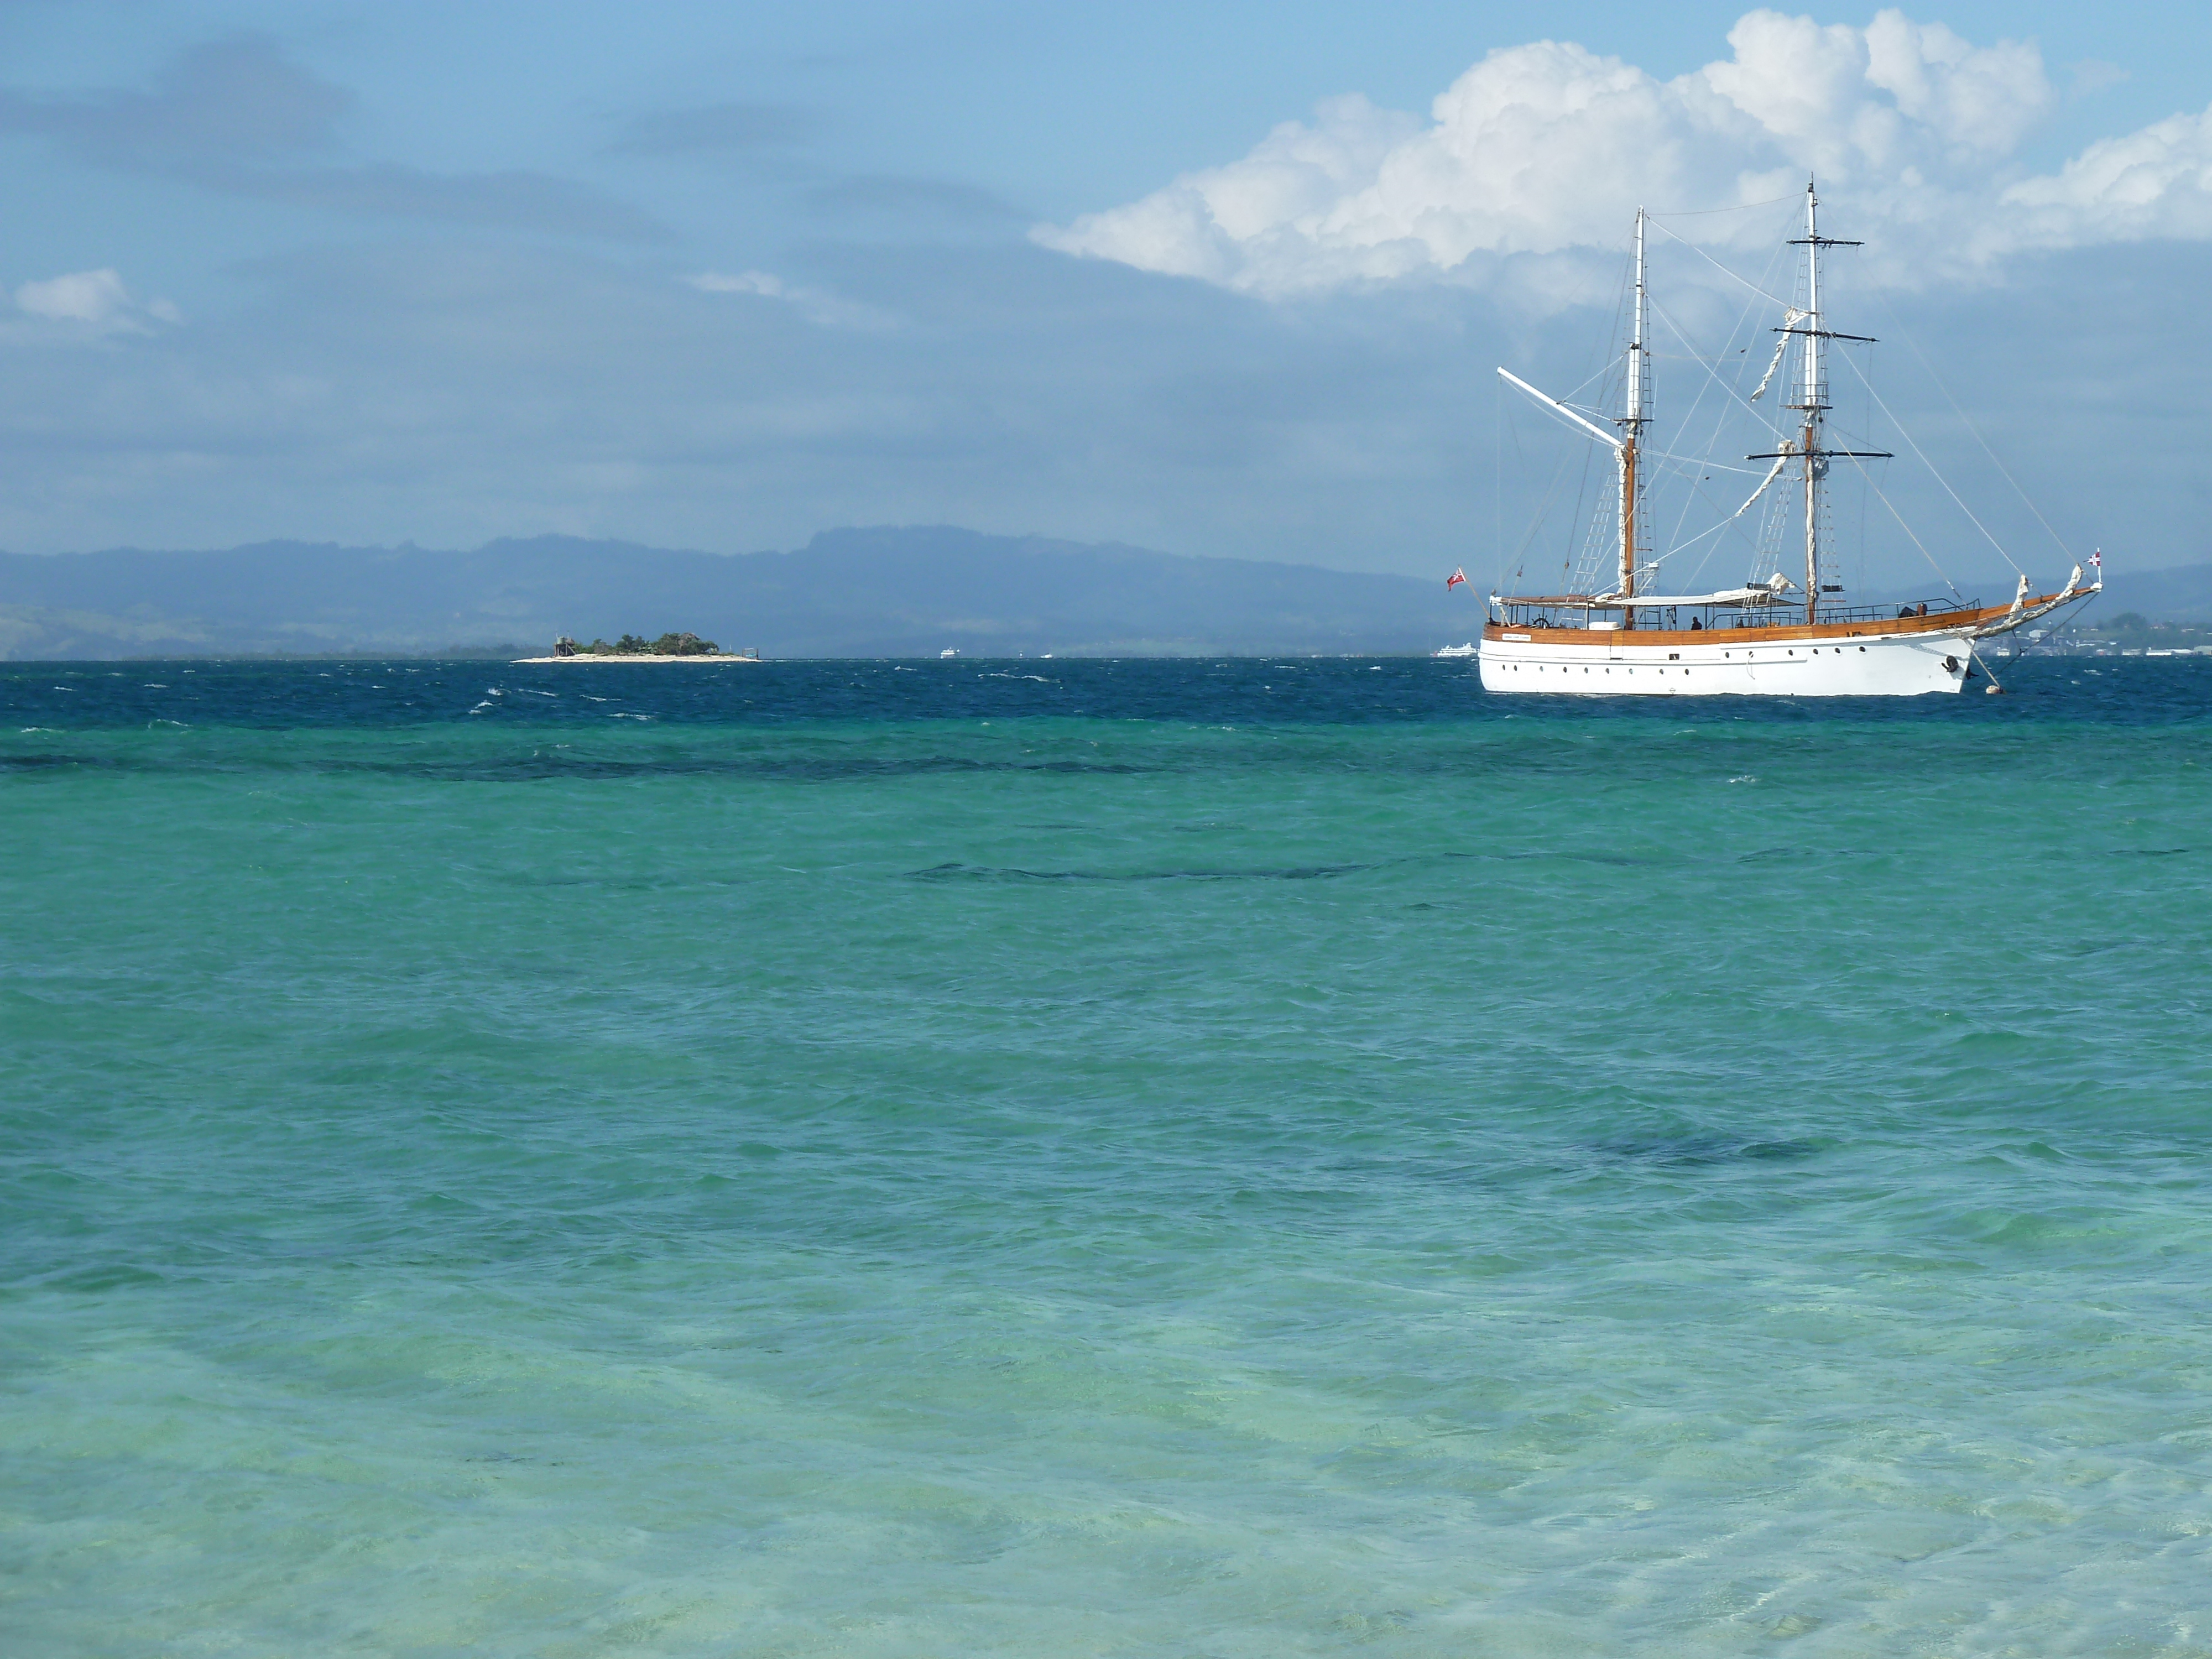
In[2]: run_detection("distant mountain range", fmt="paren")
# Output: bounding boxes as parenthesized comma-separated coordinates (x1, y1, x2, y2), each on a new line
(0, 527, 2200, 659)
(0, 527, 1476, 659)
(2091, 559, 2212, 623)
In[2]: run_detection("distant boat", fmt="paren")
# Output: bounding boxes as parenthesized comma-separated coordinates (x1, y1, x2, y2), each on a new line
(940, 648, 959, 658)
(1433, 641, 1478, 659)
(1484, 181, 2099, 697)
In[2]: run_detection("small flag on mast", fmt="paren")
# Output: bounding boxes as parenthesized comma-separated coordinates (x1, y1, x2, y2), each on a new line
(1446, 567, 1467, 591)
(2090, 548, 2102, 570)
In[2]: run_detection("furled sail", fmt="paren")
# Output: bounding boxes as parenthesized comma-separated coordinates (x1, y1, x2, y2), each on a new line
(1587, 574, 1794, 607)
(1735, 451, 1789, 517)
(1749, 310, 1806, 402)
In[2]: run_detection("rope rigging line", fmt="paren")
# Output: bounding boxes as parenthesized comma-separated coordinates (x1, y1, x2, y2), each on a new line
(1499, 398, 1583, 586)
(1645, 218, 1791, 309)
(1652, 455, 1793, 581)
(1647, 293, 1790, 444)
(1660, 242, 1792, 585)
(1641, 279, 1792, 588)
(1837, 453, 1965, 599)
(1650, 463, 1789, 564)
(1640, 447, 1763, 476)
(1834, 349, 2021, 576)
(1645, 191, 1801, 218)
(1875, 291, 2077, 565)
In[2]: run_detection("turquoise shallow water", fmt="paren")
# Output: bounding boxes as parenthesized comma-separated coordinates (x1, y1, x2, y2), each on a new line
(4, 657, 2211, 1656)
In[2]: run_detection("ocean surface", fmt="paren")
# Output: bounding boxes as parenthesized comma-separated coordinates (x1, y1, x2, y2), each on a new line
(4, 655, 2210, 1657)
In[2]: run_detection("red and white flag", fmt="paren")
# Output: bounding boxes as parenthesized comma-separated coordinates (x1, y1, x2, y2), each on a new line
(2090, 548, 2102, 570)
(1446, 567, 1467, 591)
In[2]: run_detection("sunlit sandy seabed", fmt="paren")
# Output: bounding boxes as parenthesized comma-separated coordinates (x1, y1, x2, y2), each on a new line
(4, 657, 2210, 1656)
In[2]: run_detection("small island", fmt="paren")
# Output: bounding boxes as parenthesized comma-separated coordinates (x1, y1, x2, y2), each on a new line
(514, 633, 764, 663)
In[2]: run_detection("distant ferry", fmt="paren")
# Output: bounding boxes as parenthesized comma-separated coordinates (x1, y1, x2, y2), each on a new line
(1483, 182, 2098, 697)
(1433, 641, 1478, 659)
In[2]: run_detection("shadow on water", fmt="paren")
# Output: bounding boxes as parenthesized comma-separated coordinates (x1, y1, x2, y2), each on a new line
(379, 755, 1154, 783)
(1443, 849, 1663, 868)
(906, 860, 1376, 884)
(1585, 1135, 1824, 1170)
(0, 754, 110, 771)
(0, 752, 1154, 783)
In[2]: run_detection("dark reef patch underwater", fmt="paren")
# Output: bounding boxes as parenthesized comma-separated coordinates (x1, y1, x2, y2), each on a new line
(6, 655, 2211, 1654)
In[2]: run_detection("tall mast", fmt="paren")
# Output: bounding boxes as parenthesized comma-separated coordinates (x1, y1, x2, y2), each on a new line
(1798, 181, 1824, 624)
(1752, 185, 1879, 607)
(1620, 207, 1648, 620)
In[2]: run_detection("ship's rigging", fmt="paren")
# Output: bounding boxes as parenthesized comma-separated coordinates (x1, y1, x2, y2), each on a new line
(1501, 182, 1912, 622)
(1473, 182, 2099, 697)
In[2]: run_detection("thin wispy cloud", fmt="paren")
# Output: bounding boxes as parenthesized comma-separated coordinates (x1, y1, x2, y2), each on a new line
(805, 175, 1027, 222)
(0, 34, 348, 164)
(608, 102, 813, 155)
(686, 270, 897, 331)
(1035, 8, 2212, 296)
(11, 269, 180, 338)
(246, 165, 667, 241)
(0, 35, 667, 243)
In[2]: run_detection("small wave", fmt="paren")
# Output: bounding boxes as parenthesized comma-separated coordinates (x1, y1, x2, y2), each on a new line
(467, 701, 495, 714)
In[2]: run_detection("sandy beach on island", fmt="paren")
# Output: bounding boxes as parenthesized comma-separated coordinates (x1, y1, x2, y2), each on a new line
(510, 654, 764, 664)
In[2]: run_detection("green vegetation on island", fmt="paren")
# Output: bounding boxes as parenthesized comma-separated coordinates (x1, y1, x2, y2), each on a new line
(554, 632, 721, 656)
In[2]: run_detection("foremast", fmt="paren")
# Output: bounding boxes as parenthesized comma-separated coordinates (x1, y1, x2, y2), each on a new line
(1491, 208, 1652, 619)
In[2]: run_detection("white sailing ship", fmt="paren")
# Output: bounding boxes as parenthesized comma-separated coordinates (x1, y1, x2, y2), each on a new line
(1481, 181, 2098, 697)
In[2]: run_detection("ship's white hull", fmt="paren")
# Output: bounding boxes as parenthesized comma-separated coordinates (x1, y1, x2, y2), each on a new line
(1479, 625, 1976, 696)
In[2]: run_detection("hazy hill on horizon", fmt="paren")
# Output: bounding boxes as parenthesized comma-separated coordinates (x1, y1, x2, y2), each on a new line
(0, 528, 2203, 660)
(0, 527, 1480, 660)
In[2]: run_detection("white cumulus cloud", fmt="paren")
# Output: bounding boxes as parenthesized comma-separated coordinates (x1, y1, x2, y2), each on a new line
(1035, 8, 2212, 296)
(685, 269, 894, 330)
(13, 268, 181, 333)
(2000, 106, 2212, 247)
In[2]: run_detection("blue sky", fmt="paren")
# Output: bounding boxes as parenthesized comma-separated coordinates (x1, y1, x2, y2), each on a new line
(1, 2, 2206, 596)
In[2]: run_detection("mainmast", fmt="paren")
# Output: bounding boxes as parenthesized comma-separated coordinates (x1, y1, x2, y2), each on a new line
(1795, 182, 1826, 624)
(1619, 208, 1648, 622)
(1766, 179, 1881, 625)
